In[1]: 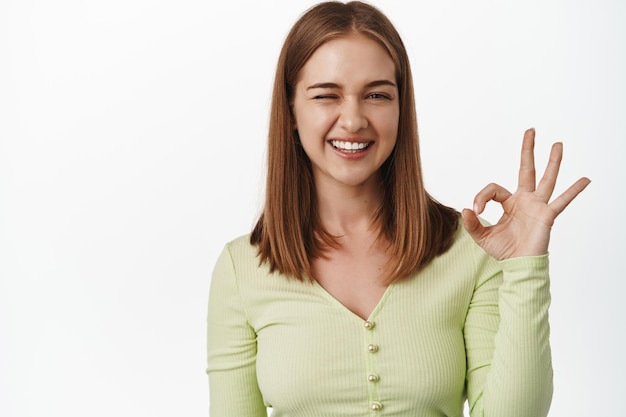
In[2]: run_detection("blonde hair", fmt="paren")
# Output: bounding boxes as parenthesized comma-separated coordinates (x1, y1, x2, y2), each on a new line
(251, 1, 458, 284)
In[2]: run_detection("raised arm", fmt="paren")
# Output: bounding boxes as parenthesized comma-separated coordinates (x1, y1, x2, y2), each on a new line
(462, 128, 589, 416)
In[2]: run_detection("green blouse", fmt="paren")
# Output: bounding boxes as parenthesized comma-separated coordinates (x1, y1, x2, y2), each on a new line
(207, 225, 553, 416)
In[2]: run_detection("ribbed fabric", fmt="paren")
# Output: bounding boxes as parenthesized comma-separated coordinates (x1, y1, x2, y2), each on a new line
(206, 225, 553, 416)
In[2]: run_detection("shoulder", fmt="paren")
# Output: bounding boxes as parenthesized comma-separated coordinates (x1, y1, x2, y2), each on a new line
(215, 233, 280, 283)
(216, 233, 261, 272)
(224, 233, 256, 255)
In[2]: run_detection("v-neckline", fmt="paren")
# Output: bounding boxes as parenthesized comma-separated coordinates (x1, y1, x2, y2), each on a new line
(311, 279, 396, 322)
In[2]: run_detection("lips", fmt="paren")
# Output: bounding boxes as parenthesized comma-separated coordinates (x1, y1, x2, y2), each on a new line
(329, 139, 372, 153)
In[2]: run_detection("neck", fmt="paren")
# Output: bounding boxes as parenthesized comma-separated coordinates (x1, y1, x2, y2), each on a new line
(315, 174, 384, 237)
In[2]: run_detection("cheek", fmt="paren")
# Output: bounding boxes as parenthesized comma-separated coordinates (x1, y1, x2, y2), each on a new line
(296, 107, 335, 137)
(369, 103, 399, 129)
(374, 112, 400, 142)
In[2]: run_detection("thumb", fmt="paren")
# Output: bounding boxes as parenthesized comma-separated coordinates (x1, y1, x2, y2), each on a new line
(462, 208, 485, 241)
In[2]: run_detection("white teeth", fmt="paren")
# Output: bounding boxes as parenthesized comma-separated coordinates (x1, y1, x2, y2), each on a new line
(330, 140, 370, 151)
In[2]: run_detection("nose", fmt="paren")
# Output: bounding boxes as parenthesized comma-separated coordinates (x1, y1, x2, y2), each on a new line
(338, 98, 368, 133)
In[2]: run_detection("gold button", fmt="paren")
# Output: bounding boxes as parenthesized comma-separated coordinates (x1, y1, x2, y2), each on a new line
(368, 374, 380, 382)
(367, 344, 379, 353)
(363, 321, 375, 330)
(370, 401, 383, 411)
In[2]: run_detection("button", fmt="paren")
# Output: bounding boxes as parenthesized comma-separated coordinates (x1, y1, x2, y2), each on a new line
(367, 344, 379, 353)
(368, 374, 380, 383)
(363, 321, 375, 330)
(370, 401, 383, 411)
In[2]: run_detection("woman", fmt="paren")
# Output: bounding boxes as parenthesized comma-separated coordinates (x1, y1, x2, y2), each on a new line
(206, 2, 590, 416)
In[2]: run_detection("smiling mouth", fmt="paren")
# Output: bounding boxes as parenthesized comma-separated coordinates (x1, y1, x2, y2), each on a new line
(329, 140, 372, 153)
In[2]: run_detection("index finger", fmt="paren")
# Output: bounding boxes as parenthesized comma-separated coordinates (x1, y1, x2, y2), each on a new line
(518, 127, 537, 192)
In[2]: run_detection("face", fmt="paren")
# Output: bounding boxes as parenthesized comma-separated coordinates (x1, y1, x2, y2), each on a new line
(292, 33, 399, 191)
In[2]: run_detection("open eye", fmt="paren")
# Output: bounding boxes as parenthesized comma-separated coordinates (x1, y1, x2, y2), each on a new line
(366, 92, 391, 100)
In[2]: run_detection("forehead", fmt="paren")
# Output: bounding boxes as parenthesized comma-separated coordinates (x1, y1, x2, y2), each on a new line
(297, 33, 396, 85)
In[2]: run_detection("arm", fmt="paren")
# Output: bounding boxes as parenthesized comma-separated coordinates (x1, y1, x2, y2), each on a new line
(465, 251, 553, 417)
(462, 128, 589, 416)
(206, 245, 266, 417)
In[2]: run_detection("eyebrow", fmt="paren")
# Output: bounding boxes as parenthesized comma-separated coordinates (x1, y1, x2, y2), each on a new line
(306, 79, 397, 90)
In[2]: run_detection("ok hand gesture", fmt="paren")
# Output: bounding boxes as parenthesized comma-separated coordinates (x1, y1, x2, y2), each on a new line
(462, 128, 591, 260)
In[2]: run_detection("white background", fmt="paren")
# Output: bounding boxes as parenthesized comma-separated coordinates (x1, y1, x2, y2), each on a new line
(0, 0, 624, 416)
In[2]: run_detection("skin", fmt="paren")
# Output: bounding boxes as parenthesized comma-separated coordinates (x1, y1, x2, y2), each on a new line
(292, 33, 399, 319)
(292, 32, 399, 221)
(462, 127, 591, 260)
(291, 33, 591, 318)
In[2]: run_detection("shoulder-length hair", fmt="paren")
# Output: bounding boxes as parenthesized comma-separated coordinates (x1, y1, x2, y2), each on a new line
(251, 1, 459, 284)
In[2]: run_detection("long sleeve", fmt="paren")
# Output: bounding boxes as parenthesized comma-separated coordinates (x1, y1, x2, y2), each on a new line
(206, 245, 267, 417)
(464, 252, 553, 417)
(206, 232, 554, 416)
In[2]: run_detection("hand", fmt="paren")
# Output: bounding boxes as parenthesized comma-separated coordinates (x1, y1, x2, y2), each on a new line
(462, 128, 591, 260)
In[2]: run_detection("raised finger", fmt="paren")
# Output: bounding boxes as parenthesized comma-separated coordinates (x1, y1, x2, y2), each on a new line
(548, 177, 591, 216)
(518, 128, 537, 192)
(536, 141, 563, 201)
(473, 183, 513, 214)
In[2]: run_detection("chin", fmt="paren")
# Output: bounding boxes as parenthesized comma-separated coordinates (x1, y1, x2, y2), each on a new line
(332, 172, 380, 188)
